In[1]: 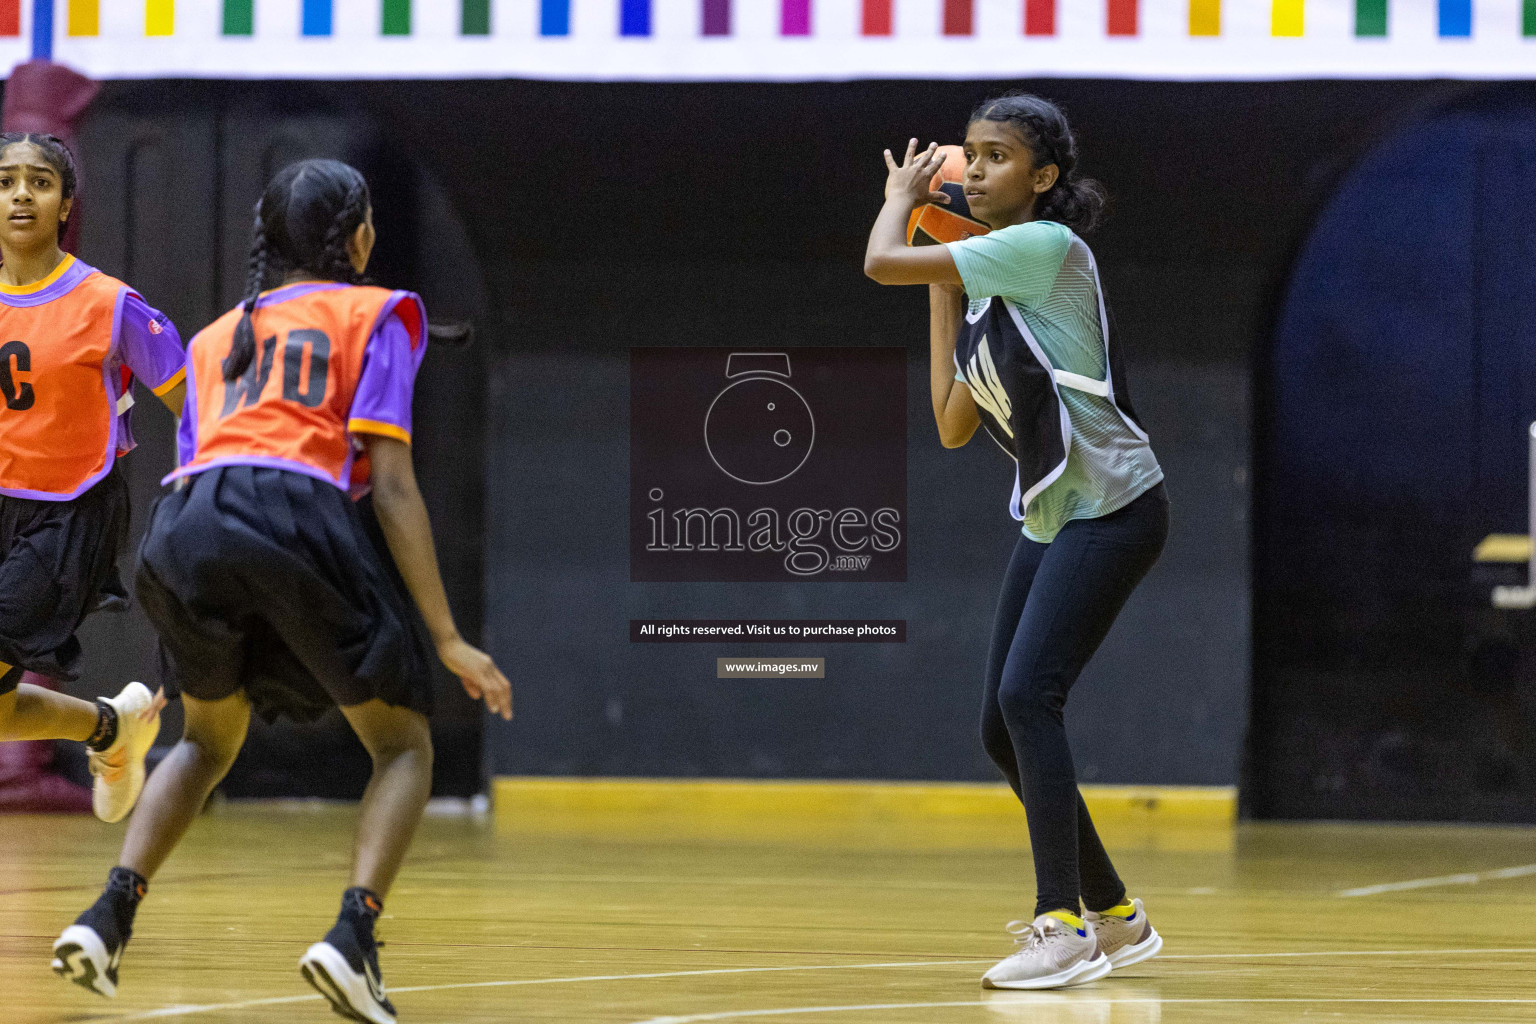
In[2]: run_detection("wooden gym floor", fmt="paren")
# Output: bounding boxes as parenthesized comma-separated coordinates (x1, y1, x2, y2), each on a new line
(4, 802, 1536, 1023)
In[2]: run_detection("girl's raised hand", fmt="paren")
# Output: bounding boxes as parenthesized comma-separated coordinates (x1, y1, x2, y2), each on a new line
(884, 139, 951, 208)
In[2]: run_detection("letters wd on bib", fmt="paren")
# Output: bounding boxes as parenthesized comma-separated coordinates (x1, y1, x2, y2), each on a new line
(0, 0, 1531, 80)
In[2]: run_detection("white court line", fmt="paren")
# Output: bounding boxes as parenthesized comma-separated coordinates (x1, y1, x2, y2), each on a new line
(1161, 947, 1536, 958)
(631, 997, 1536, 1024)
(89, 960, 992, 1022)
(1338, 863, 1536, 897)
(82, 947, 1536, 1022)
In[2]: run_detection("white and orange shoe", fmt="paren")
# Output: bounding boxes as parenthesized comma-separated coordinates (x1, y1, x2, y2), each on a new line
(88, 683, 161, 823)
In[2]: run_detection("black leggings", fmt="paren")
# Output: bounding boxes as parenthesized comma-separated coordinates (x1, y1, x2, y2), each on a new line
(980, 483, 1168, 917)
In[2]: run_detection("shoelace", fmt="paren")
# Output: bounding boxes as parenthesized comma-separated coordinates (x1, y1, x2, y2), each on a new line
(1004, 920, 1046, 950)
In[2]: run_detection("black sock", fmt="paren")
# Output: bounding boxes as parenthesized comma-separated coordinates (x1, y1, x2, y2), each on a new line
(85, 700, 119, 752)
(339, 887, 383, 933)
(106, 866, 148, 906)
(328, 886, 393, 1008)
(78, 867, 147, 944)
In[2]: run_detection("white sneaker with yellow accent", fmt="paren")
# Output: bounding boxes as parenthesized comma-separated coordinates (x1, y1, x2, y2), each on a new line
(1085, 897, 1162, 968)
(981, 912, 1113, 990)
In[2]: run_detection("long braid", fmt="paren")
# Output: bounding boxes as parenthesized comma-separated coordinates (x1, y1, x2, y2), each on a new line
(223, 159, 374, 381)
(222, 204, 269, 381)
(310, 178, 368, 285)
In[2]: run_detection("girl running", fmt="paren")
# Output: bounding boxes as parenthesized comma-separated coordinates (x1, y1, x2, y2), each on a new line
(0, 132, 182, 823)
(864, 94, 1167, 989)
(52, 158, 512, 1024)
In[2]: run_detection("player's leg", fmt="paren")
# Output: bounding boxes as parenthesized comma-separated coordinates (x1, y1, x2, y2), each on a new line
(982, 487, 1168, 990)
(1, 471, 159, 817)
(981, 528, 1114, 990)
(0, 678, 97, 741)
(0, 669, 161, 821)
(1065, 493, 1169, 969)
(340, 699, 435, 896)
(300, 699, 432, 1024)
(980, 534, 1046, 800)
(981, 559, 1113, 990)
(0, 500, 102, 751)
(118, 691, 252, 879)
(1004, 492, 1167, 918)
(240, 474, 435, 1023)
(51, 692, 251, 998)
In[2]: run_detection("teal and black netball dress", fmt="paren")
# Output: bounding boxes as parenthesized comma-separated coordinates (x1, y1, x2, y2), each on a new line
(950, 219, 1162, 540)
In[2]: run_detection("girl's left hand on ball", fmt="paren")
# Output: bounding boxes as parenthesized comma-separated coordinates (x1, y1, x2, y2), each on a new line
(884, 139, 951, 208)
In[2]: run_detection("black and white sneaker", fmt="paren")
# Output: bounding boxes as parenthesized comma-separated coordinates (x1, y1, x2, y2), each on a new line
(53, 868, 144, 999)
(300, 910, 398, 1024)
(52, 910, 127, 997)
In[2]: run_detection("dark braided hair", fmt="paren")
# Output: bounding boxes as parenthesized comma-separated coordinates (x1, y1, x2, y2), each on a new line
(968, 93, 1106, 234)
(224, 159, 370, 381)
(0, 133, 79, 241)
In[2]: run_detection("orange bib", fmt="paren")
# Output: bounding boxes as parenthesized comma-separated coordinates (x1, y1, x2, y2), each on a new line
(0, 268, 129, 500)
(181, 285, 415, 488)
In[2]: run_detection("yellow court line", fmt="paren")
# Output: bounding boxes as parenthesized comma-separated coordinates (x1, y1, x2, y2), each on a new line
(493, 776, 1236, 826)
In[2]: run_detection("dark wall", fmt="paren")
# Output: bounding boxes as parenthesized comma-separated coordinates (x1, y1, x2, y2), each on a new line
(334, 78, 1452, 788)
(50, 75, 1499, 799)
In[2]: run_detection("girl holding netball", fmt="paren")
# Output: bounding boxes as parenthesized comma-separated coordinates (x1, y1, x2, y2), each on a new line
(865, 94, 1167, 989)
(53, 158, 511, 1024)
(0, 132, 182, 823)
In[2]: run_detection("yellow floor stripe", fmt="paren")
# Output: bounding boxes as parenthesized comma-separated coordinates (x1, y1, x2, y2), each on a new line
(492, 777, 1235, 851)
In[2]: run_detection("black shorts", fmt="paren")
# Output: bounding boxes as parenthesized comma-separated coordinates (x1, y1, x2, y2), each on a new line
(136, 465, 433, 724)
(0, 467, 130, 695)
